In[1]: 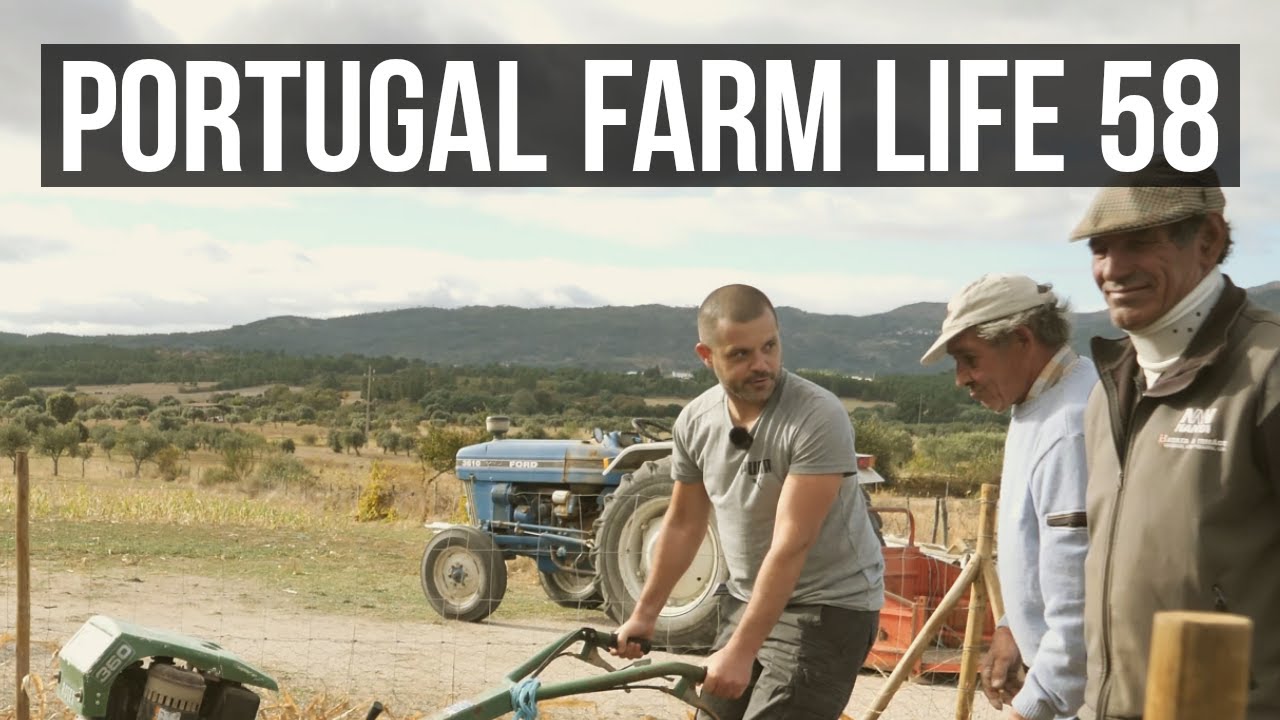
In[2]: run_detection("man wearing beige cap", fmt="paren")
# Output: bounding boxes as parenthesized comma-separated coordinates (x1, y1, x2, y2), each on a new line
(1071, 166, 1280, 720)
(922, 273, 1096, 720)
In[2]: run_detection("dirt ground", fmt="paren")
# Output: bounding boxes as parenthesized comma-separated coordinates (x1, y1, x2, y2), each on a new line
(0, 566, 1002, 720)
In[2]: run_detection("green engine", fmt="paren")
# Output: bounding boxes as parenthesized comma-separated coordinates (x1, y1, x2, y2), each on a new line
(55, 615, 277, 720)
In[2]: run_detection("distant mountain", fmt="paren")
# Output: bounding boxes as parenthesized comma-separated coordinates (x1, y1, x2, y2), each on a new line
(5, 284, 1279, 376)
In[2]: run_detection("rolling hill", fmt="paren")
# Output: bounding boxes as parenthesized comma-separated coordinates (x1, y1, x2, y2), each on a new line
(5, 282, 1279, 376)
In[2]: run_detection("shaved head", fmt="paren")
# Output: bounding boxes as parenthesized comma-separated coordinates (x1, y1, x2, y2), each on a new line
(698, 284, 778, 345)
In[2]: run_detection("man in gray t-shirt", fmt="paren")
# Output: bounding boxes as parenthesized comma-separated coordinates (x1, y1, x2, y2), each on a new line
(613, 284, 885, 720)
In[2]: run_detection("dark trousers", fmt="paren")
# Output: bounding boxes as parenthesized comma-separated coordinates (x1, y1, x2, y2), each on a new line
(696, 595, 879, 720)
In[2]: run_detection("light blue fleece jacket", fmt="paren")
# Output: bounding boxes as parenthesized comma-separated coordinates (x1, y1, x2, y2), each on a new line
(1000, 356, 1097, 720)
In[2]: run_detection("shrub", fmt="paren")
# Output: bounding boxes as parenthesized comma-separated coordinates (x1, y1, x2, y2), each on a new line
(375, 429, 402, 454)
(6, 395, 39, 412)
(255, 454, 315, 491)
(342, 428, 367, 456)
(91, 425, 117, 458)
(216, 430, 266, 482)
(0, 423, 32, 473)
(906, 431, 1005, 485)
(851, 414, 915, 482)
(198, 467, 238, 486)
(118, 424, 170, 477)
(416, 425, 487, 483)
(516, 423, 547, 439)
(356, 462, 397, 522)
(18, 410, 57, 434)
(155, 446, 184, 482)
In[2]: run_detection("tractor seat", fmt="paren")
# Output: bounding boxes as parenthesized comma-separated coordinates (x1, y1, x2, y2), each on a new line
(614, 432, 642, 448)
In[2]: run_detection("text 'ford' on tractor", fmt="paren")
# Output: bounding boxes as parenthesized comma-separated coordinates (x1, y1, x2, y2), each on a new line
(419, 416, 886, 651)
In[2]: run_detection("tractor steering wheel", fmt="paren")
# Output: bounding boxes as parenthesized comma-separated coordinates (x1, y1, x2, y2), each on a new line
(631, 418, 673, 442)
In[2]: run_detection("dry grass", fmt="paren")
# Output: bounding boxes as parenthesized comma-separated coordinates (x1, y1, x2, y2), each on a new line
(35, 382, 307, 404)
(6, 430, 468, 543)
(840, 398, 893, 411)
(0, 482, 329, 529)
(868, 489, 985, 552)
(642, 396, 689, 406)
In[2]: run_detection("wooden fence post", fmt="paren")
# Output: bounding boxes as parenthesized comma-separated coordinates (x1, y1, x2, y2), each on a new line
(1144, 610, 1253, 720)
(16, 451, 30, 720)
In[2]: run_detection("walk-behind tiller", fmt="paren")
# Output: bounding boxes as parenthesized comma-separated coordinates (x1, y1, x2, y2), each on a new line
(54, 616, 712, 720)
(372, 626, 713, 720)
(53, 615, 278, 720)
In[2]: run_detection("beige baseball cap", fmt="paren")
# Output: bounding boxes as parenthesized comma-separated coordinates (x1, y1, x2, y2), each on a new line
(920, 274, 1058, 366)
(1069, 163, 1226, 241)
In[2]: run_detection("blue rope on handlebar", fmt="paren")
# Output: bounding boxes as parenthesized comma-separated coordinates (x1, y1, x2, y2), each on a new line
(511, 677, 541, 719)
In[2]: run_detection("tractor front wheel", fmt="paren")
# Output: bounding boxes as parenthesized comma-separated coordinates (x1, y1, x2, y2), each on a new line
(420, 526, 508, 622)
(594, 458, 727, 652)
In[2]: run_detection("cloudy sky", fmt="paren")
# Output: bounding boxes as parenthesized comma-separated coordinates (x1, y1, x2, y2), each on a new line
(2, 1, 1276, 335)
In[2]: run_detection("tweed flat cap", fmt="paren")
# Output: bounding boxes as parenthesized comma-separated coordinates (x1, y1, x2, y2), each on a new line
(1069, 163, 1226, 241)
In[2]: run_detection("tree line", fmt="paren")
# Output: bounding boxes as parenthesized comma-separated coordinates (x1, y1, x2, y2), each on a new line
(0, 344, 997, 427)
(0, 341, 1009, 488)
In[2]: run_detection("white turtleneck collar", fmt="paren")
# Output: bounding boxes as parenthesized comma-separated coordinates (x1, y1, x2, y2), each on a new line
(1128, 267, 1225, 386)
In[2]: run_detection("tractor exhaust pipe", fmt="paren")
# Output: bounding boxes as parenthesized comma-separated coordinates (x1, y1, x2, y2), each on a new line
(486, 415, 511, 440)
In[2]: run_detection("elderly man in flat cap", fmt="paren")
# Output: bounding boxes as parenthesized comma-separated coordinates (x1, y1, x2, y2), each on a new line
(1071, 167, 1280, 720)
(922, 273, 1096, 720)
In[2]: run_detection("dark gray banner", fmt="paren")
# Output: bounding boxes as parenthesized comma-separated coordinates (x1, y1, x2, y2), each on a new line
(41, 44, 1240, 187)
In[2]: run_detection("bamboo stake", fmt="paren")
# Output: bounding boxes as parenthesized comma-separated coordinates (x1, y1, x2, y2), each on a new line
(862, 557, 981, 720)
(981, 550, 1005, 624)
(954, 483, 997, 720)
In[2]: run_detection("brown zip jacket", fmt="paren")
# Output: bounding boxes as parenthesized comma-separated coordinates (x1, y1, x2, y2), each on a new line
(1080, 277, 1280, 720)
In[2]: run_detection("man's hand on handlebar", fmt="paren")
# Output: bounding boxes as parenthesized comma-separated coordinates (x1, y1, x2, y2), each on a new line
(611, 615, 656, 659)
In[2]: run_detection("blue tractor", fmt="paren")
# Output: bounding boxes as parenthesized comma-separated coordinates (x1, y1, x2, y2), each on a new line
(419, 415, 884, 651)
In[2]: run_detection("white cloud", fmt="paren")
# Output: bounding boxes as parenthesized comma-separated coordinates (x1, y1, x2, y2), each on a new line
(0, 0, 176, 134)
(0, 202, 950, 334)
(1, 0, 1276, 335)
(128, 0, 266, 44)
(412, 185, 1095, 249)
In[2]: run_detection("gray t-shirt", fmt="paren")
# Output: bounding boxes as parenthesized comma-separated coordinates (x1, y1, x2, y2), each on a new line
(671, 370, 885, 611)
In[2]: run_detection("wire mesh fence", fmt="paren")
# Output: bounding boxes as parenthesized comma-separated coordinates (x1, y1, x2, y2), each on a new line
(0, 450, 1004, 720)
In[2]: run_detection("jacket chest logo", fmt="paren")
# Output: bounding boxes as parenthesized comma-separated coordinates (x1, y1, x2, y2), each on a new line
(1174, 407, 1218, 434)
(1158, 406, 1227, 452)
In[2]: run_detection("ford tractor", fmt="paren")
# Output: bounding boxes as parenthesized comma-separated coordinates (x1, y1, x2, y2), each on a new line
(419, 416, 885, 651)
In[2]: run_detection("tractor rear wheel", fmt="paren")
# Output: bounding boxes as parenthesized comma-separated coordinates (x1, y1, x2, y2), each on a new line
(594, 458, 727, 652)
(537, 569, 604, 609)
(420, 526, 507, 622)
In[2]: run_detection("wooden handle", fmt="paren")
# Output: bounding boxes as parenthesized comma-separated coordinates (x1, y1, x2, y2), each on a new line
(1144, 610, 1253, 720)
